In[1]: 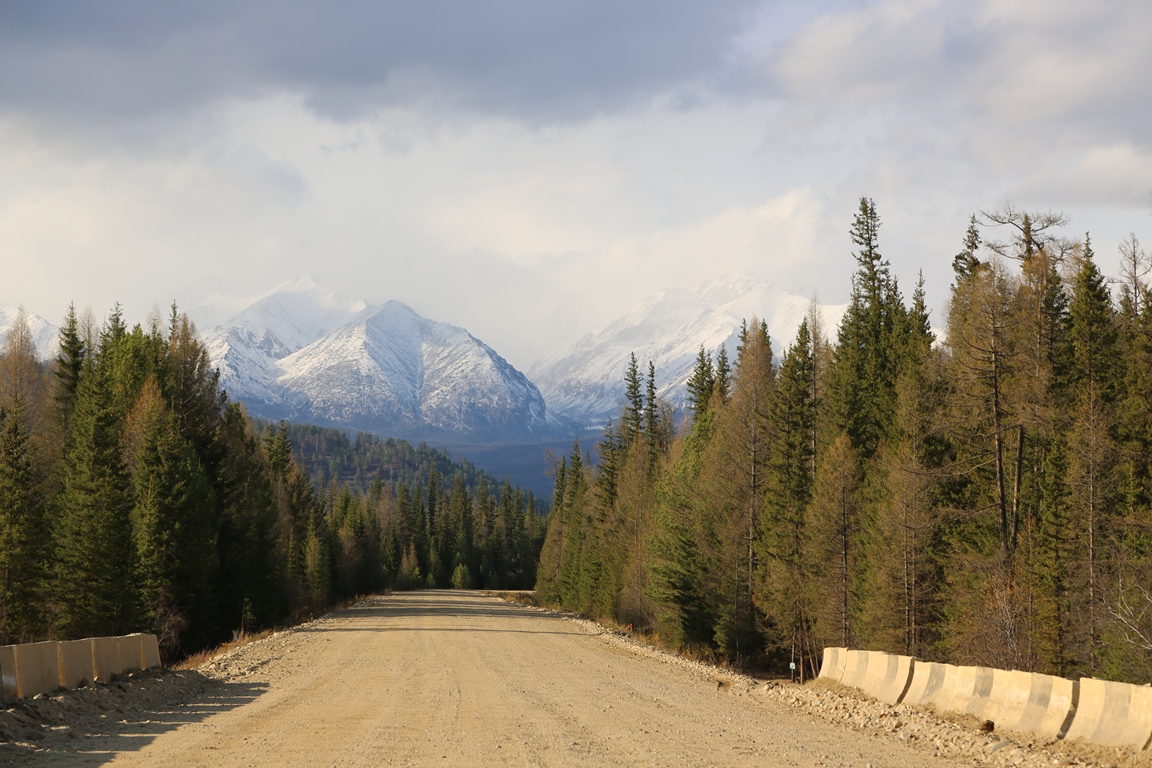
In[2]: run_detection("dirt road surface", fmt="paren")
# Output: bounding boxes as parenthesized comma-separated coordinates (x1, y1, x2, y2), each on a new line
(7, 592, 1013, 766)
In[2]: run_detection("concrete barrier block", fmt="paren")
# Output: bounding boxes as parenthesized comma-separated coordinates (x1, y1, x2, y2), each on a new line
(0, 644, 17, 703)
(840, 650, 870, 690)
(984, 670, 1077, 740)
(902, 661, 951, 708)
(1065, 678, 1152, 750)
(116, 635, 145, 674)
(818, 647, 847, 683)
(91, 636, 122, 682)
(961, 666, 996, 718)
(14, 641, 61, 699)
(858, 652, 915, 705)
(58, 639, 95, 689)
(140, 634, 161, 669)
(931, 664, 993, 717)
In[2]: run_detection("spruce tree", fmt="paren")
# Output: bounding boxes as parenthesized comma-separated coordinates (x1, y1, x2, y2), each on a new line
(54, 362, 137, 637)
(54, 303, 86, 433)
(0, 400, 48, 642)
(130, 379, 217, 652)
(953, 214, 982, 282)
(1066, 237, 1119, 670)
(623, 353, 643, 445)
(829, 196, 907, 459)
(757, 320, 817, 672)
(714, 345, 731, 403)
(686, 346, 715, 418)
(643, 361, 661, 464)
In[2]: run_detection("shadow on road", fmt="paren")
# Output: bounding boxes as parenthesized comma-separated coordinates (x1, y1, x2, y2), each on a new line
(0, 673, 267, 766)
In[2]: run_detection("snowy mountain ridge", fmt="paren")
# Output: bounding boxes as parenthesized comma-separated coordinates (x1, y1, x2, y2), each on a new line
(529, 274, 847, 429)
(0, 306, 61, 360)
(204, 283, 565, 442)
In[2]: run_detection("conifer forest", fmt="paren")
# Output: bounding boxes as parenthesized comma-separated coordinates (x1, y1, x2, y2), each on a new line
(0, 306, 543, 658)
(5, 196, 1152, 688)
(536, 199, 1152, 685)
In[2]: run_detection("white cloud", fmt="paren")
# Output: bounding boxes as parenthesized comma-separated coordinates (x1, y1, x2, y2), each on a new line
(3, 0, 1152, 374)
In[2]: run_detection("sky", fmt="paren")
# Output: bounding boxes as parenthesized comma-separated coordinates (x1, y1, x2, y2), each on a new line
(2, 0, 1151, 369)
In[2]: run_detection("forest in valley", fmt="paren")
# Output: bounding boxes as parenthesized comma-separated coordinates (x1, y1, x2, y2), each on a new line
(537, 198, 1152, 684)
(0, 306, 543, 658)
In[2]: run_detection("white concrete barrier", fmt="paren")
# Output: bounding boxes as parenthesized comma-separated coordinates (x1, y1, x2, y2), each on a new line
(834, 651, 915, 705)
(818, 647, 847, 682)
(858, 653, 915, 705)
(91, 636, 123, 682)
(981, 669, 1077, 740)
(1065, 678, 1152, 750)
(14, 641, 61, 699)
(840, 650, 870, 690)
(116, 634, 144, 674)
(0, 633, 161, 702)
(901, 661, 951, 708)
(932, 664, 995, 718)
(58, 639, 95, 689)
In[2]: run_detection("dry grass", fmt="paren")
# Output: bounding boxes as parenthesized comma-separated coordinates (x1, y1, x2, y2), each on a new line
(172, 592, 387, 670)
(174, 627, 276, 670)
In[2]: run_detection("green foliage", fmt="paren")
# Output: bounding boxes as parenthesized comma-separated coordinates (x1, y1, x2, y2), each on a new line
(0, 400, 49, 642)
(53, 361, 138, 638)
(534, 200, 1152, 683)
(0, 301, 546, 659)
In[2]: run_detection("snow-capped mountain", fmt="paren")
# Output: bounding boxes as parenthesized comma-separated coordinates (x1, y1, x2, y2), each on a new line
(529, 275, 848, 429)
(0, 306, 60, 360)
(276, 302, 561, 441)
(204, 276, 368, 405)
(205, 279, 566, 443)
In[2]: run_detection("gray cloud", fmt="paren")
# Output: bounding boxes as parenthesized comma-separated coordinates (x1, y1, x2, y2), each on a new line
(1, 0, 767, 126)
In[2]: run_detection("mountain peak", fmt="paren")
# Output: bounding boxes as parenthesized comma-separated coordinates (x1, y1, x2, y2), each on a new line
(530, 276, 847, 428)
(204, 281, 566, 443)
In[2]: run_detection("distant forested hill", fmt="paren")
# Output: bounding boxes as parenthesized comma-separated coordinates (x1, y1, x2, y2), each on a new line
(252, 420, 510, 501)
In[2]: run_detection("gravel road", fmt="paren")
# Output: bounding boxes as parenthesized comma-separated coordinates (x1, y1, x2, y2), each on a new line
(2, 591, 1133, 767)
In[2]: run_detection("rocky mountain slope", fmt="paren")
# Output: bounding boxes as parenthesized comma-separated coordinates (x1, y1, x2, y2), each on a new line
(204, 280, 564, 443)
(529, 275, 847, 429)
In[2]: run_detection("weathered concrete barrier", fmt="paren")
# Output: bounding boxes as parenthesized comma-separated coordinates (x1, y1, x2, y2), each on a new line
(859, 652, 915, 705)
(818, 647, 847, 683)
(90, 636, 123, 683)
(116, 634, 144, 676)
(1, 633, 161, 702)
(140, 634, 162, 670)
(0, 644, 17, 703)
(58, 639, 95, 689)
(1065, 677, 1152, 750)
(901, 661, 951, 708)
(833, 650, 915, 705)
(930, 663, 995, 718)
(981, 669, 1078, 740)
(14, 641, 61, 699)
(840, 650, 870, 689)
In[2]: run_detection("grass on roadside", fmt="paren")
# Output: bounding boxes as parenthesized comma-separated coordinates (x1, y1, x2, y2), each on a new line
(174, 628, 276, 670)
(174, 591, 387, 670)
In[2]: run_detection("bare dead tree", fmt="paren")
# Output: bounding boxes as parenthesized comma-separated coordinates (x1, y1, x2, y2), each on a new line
(1118, 233, 1150, 317)
(979, 204, 1071, 263)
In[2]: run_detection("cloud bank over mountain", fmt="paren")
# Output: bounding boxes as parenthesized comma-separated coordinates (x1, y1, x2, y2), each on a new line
(3, 1, 1150, 370)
